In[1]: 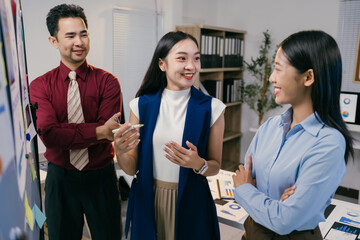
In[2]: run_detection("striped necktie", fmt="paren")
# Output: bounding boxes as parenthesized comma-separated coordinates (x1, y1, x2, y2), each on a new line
(67, 70, 89, 170)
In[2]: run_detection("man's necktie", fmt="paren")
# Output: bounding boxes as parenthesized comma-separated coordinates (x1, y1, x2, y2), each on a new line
(67, 71, 89, 170)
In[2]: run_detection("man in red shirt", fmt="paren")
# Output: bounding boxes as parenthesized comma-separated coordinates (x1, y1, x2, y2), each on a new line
(30, 4, 122, 240)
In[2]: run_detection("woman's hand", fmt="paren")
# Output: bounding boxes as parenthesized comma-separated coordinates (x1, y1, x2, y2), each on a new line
(164, 140, 205, 170)
(280, 185, 296, 202)
(232, 155, 256, 188)
(113, 123, 140, 155)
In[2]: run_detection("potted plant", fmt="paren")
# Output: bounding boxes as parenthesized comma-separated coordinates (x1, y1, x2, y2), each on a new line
(241, 30, 281, 126)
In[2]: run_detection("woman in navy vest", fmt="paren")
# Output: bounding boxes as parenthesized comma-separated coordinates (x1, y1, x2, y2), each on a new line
(114, 31, 226, 240)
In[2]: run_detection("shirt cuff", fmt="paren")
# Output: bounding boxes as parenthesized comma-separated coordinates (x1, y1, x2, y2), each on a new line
(234, 183, 257, 204)
(81, 122, 99, 141)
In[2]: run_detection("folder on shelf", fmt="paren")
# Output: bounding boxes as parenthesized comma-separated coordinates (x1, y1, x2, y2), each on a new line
(224, 37, 243, 68)
(198, 81, 210, 96)
(223, 78, 242, 103)
(200, 34, 222, 68)
(203, 80, 222, 99)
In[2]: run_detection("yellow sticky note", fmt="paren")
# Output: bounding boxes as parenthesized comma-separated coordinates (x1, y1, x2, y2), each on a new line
(0, 42, 8, 86)
(29, 153, 36, 181)
(24, 191, 34, 230)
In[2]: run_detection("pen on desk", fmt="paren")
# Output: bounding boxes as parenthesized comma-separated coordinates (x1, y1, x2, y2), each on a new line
(216, 179, 221, 199)
(221, 210, 235, 217)
(112, 124, 144, 133)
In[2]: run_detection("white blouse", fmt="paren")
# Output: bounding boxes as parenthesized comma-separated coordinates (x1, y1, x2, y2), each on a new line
(129, 88, 226, 183)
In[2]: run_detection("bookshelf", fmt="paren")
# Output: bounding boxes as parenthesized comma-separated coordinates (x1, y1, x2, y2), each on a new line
(176, 25, 245, 171)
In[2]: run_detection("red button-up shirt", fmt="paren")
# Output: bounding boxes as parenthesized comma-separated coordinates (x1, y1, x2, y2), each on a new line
(30, 61, 121, 170)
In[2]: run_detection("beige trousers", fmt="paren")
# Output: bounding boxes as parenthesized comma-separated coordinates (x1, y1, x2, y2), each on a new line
(154, 179, 178, 240)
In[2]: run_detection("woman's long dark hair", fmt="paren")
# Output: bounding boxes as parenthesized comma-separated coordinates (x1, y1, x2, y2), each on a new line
(136, 31, 199, 97)
(280, 30, 353, 162)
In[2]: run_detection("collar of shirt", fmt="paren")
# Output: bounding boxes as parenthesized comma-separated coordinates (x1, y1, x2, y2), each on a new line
(59, 60, 89, 82)
(280, 108, 324, 137)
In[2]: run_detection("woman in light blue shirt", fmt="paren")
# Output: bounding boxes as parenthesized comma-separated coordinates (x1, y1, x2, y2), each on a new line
(233, 30, 353, 240)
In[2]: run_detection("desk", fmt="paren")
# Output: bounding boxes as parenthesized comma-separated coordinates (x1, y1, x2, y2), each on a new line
(209, 170, 360, 239)
(42, 167, 360, 239)
(320, 198, 360, 239)
(207, 170, 248, 230)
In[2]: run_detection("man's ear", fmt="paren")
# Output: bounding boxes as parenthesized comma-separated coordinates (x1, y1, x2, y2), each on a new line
(304, 69, 315, 87)
(48, 36, 59, 49)
(158, 58, 166, 72)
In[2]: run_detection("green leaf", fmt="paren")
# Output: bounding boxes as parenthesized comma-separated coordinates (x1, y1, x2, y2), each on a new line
(242, 29, 281, 125)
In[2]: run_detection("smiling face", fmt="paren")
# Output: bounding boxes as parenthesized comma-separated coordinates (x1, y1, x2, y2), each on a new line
(269, 47, 313, 107)
(49, 17, 89, 70)
(158, 38, 200, 91)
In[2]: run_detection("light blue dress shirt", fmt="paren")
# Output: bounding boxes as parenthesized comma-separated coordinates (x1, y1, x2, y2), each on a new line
(234, 108, 346, 235)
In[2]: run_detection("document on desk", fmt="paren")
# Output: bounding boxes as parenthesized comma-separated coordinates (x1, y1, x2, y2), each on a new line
(216, 200, 248, 224)
(218, 177, 235, 199)
(207, 169, 236, 200)
(207, 175, 220, 199)
(321, 199, 360, 240)
(207, 169, 248, 229)
(324, 222, 359, 240)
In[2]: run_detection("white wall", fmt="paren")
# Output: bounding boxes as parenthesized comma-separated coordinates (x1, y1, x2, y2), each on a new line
(182, 0, 218, 25)
(22, 0, 164, 82)
(22, 0, 183, 153)
(22, 0, 340, 155)
(213, 0, 360, 191)
(215, 0, 340, 163)
(180, 0, 360, 191)
(24, 0, 358, 192)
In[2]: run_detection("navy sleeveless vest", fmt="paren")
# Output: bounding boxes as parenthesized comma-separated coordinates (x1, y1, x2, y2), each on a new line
(125, 86, 220, 240)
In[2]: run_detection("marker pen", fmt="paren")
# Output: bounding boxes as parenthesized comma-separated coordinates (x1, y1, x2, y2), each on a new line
(112, 124, 144, 133)
(114, 115, 121, 124)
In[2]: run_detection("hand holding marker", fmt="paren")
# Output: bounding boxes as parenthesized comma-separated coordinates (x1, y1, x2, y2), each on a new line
(113, 114, 144, 133)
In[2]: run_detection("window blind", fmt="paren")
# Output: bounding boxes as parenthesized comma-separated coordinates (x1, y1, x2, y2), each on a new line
(338, 0, 360, 91)
(113, 7, 162, 118)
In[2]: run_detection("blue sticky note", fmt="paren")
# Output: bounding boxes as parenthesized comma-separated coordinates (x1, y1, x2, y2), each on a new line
(32, 204, 46, 229)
